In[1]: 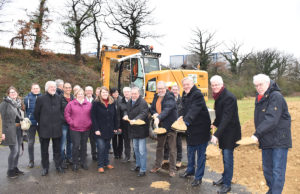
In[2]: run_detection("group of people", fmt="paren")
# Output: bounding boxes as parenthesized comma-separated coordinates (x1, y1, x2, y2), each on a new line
(0, 73, 292, 194)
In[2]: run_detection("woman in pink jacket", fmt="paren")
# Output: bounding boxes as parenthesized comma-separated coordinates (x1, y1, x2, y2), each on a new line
(64, 88, 92, 171)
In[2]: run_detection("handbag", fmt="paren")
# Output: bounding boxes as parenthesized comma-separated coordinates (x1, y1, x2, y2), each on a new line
(20, 117, 31, 130)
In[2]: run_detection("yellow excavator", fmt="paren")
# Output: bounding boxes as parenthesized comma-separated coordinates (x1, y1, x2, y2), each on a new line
(100, 45, 208, 103)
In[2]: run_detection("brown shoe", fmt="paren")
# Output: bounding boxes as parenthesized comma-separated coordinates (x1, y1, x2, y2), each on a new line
(98, 168, 104, 173)
(150, 167, 161, 173)
(106, 165, 114, 169)
(169, 171, 176, 177)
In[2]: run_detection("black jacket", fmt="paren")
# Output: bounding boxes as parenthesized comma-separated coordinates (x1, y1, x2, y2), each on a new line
(150, 90, 177, 132)
(119, 96, 129, 131)
(61, 94, 74, 125)
(126, 96, 149, 139)
(213, 88, 241, 149)
(114, 96, 123, 129)
(34, 93, 64, 138)
(181, 85, 211, 145)
(175, 95, 182, 117)
(254, 81, 292, 149)
(91, 99, 117, 140)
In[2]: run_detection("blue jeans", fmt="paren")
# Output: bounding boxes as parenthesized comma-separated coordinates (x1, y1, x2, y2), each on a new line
(60, 124, 72, 160)
(133, 138, 147, 173)
(262, 148, 288, 194)
(222, 149, 234, 187)
(186, 142, 208, 180)
(96, 138, 111, 168)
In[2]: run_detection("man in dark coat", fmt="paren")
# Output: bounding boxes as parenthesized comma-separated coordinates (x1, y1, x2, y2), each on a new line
(119, 87, 132, 162)
(179, 77, 211, 187)
(24, 83, 42, 168)
(123, 87, 149, 177)
(34, 81, 64, 176)
(163, 84, 183, 167)
(210, 75, 241, 194)
(251, 74, 292, 194)
(150, 81, 178, 177)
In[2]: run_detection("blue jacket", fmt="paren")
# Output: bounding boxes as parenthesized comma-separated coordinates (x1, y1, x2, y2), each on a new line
(254, 81, 292, 149)
(24, 92, 42, 126)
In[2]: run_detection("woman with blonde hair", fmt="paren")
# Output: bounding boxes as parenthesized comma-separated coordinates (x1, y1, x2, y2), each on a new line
(0, 86, 24, 178)
(91, 86, 117, 173)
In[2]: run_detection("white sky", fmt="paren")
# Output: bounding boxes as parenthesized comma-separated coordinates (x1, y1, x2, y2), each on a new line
(1, 0, 300, 65)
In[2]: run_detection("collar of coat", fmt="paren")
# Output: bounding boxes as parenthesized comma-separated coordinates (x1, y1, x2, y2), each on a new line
(129, 96, 142, 107)
(73, 98, 89, 105)
(95, 96, 114, 106)
(153, 90, 174, 102)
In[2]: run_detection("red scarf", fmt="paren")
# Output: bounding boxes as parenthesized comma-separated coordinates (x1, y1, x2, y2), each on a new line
(103, 98, 109, 108)
(213, 86, 225, 100)
(257, 95, 263, 102)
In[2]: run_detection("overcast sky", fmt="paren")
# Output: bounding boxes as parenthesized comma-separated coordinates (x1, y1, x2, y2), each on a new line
(1, 0, 300, 65)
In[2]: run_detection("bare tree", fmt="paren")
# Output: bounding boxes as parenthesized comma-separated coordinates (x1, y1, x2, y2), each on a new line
(10, 20, 33, 49)
(105, 0, 158, 47)
(30, 0, 51, 54)
(186, 28, 218, 71)
(62, 0, 102, 61)
(222, 42, 251, 75)
(91, 2, 103, 60)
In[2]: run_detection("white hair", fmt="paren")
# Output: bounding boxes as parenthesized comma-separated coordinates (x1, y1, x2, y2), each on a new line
(157, 81, 166, 88)
(131, 87, 140, 94)
(171, 84, 179, 90)
(123, 87, 131, 93)
(55, 79, 64, 87)
(45, 81, 56, 91)
(85, 86, 93, 91)
(210, 75, 224, 85)
(253, 74, 270, 84)
(73, 85, 81, 90)
(181, 77, 194, 84)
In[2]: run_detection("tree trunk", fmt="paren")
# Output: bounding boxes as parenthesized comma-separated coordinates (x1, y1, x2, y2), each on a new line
(74, 37, 81, 61)
(33, 0, 46, 54)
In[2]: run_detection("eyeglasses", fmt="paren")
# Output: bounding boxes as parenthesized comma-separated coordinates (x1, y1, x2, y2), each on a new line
(9, 91, 17, 94)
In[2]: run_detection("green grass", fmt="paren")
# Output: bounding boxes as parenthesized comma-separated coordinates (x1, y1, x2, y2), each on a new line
(206, 96, 300, 126)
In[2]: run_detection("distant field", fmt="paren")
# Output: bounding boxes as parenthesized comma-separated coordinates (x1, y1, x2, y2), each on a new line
(206, 96, 300, 125)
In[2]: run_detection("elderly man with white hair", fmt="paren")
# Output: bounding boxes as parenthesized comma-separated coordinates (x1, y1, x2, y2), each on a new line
(34, 81, 64, 176)
(179, 77, 211, 187)
(251, 74, 292, 194)
(55, 79, 64, 96)
(210, 75, 241, 194)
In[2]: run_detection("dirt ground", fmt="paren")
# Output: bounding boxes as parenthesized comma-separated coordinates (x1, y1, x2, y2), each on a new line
(206, 101, 300, 194)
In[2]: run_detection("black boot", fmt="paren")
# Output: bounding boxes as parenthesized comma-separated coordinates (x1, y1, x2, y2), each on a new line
(14, 167, 24, 175)
(7, 169, 18, 179)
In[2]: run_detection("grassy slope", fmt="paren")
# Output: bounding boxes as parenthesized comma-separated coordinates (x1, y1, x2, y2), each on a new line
(0, 47, 101, 97)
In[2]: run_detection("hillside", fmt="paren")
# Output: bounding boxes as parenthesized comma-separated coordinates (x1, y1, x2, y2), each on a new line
(0, 47, 101, 97)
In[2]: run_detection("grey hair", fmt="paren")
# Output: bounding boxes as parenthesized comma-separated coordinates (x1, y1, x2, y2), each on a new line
(253, 74, 270, 84)
(73, 85, 81, 90)
(45, 81, 56, 91)
(210, 75, 224, 85)
(171, 84, 179, 90)
(123, 87, 131, 93)
(157, 81, 166, 88)
(181, 76, 194, 84)
(131, 86, 140, 94)
(85, 86, 93, 91)
(55, 79, 64, 87)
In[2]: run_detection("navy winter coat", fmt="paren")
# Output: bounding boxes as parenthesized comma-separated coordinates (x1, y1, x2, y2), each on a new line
(150, 90, 177, 132)
(181, 85, 211, 146)
(24, 92, 42, 126)
(254, 81, 292, 149)
(213, 88, 241, 149)
(91, 99, 117, 140)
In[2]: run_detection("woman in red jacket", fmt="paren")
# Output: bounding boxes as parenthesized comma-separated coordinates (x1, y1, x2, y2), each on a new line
(64, 88, 92, 171)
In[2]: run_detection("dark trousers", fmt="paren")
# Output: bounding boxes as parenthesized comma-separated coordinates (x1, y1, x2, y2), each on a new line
(8, 127, 22, 170)
(186, 142, 208, 180)
(89, 130, 97, 157)
(112, 133, 123, 157)
(154, 131, 177, 172)
(222, 149, 234, 187)
(164, 133, 182, 162)
(70, 130, 89, 165)
(27, 125, 37, 162)
(96, 138, 111, 168)
(262, 148, 288, 194)
(40, 137, 61, 169)
(122, 127, 131, 159)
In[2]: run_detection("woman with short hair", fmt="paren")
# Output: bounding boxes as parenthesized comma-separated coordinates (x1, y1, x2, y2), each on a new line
(0, 86, 24, 178)
(64, 88, 92, 171)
